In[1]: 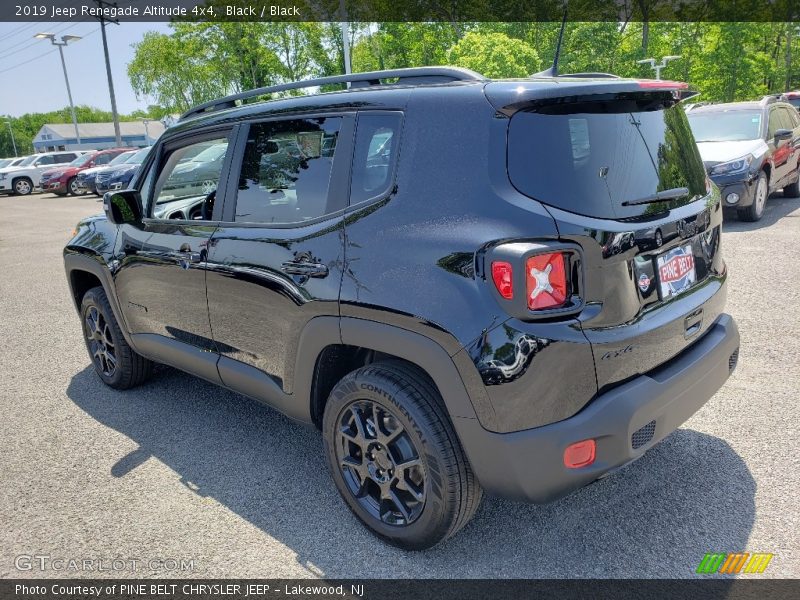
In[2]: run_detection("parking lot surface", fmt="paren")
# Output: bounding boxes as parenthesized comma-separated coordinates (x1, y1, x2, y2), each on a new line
(1, 193, 798, 578)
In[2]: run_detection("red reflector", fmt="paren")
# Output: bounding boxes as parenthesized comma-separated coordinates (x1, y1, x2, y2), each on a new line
(491, 261, 513, 299)
(564, 439, 596, 469)
(637, 79, 689, 89)
(526, 252, 567, 310)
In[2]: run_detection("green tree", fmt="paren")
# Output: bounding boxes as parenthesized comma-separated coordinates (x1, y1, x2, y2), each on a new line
(448, 32, 540, 78)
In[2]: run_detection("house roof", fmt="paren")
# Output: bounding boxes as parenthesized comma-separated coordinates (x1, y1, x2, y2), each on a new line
(37, 120, 166, 140)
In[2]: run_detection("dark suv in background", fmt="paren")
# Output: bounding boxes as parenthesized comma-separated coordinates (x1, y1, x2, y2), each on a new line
(686, 97, 800, 221)
(64, 67, 739, 549)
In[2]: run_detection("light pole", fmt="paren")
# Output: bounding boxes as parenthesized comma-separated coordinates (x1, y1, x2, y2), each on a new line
(5, 121, 17, 157)
(34, 33, 82, 146)
(637, 55, 681, 80)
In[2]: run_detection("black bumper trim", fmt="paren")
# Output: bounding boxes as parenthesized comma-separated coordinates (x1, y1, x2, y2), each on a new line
(453, 314, 739, 503)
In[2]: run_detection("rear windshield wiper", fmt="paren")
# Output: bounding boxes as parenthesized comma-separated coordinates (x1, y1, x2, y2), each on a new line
(621, 187, 689, 207)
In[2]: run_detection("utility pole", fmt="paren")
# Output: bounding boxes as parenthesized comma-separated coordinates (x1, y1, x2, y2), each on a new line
(637, 55, 681, 80)
(93, 0, 122, 147)
(339, 0, 351, 82)
(5, 121, 17, 157)
(34, 33, 82, 145)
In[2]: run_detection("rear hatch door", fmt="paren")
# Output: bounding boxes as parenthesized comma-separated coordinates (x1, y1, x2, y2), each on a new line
(490, 80, 727, 392)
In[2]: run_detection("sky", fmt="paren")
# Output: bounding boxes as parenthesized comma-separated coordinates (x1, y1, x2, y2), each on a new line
(0, 21, 172, 117)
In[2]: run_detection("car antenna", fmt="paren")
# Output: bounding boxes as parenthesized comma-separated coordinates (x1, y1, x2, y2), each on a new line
(533, 3, 568, 77)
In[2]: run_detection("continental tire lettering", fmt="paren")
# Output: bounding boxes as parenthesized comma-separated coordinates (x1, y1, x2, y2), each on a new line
(359, 382, 394, 403)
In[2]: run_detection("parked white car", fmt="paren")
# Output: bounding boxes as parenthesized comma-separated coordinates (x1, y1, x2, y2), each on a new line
(0, 156, 27, 169)
(0, 150, 87, 195)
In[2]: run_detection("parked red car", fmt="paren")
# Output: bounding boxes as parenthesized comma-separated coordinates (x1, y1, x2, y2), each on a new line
(40, 148, 132, 196)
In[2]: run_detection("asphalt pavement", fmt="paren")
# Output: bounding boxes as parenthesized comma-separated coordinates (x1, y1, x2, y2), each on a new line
(0, 192, 798, 578)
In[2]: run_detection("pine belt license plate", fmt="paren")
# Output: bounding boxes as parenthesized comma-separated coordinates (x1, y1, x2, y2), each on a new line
(656, 244, 696, 299)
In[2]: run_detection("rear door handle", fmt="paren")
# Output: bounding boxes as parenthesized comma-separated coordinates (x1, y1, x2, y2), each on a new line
(281, 260, 329, 278)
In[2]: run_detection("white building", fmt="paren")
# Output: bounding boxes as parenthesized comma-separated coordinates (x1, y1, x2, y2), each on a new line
(33, 120, 166, 152)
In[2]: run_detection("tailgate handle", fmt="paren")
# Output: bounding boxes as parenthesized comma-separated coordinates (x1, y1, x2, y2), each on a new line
(684, 308, 703, 339)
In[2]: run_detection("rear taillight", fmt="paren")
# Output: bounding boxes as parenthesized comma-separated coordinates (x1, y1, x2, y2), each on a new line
(526, 252, 567, 310)
(491, 261, 514, 299)
(486, 243, 581, 319)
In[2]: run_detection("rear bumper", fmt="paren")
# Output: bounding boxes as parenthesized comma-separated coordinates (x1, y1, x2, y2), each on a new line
(455, 313, 739, 503)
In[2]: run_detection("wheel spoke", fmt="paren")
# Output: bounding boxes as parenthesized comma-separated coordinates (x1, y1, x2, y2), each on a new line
(351, 406, 371, 441)
(389, 489, 412, 522)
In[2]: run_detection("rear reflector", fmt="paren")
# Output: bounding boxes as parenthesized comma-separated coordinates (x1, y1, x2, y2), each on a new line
(491, 261, 514, 299)
(564, 439, 596, 469)
(526, 252, 567, 310)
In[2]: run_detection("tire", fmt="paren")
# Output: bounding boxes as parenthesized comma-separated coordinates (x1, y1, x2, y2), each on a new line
(68, 177, 85, 196)
(738, 170, 768, 222)
(53, 190, 68, 197)
(80, 286, 153, 390)
(12, 177, 32, 196)
(322, 360, 482, 550)
(784, 169, 800, 198)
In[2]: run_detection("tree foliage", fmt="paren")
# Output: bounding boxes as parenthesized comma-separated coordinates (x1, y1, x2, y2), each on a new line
(448, 32, 539, 77)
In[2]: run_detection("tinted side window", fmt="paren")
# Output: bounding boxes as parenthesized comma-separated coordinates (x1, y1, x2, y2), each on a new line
(234, 117, 341, 224)
(95, 154, 113, 165)
(36, 155, 55, 166)
(768, 109, 782, 137)
(781, 107, 799, 128)
(55, 153, 74, 163)
(150, 137, 230, 221)
(350, 113, 402, 205)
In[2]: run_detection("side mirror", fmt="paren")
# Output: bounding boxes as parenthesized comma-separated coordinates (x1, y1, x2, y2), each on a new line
(104, 190, 142, 225)
(774, 128, 792, 143)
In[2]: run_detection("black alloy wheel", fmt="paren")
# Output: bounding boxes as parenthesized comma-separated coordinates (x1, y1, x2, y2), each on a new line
(84, 305, 117, 377)
(336, 399, 426, 526)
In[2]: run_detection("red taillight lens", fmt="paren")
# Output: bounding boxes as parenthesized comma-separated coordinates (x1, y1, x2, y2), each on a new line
(526, 252, 567, 310)
(491, 261, 513, 299)
(564, 439, 596, 469)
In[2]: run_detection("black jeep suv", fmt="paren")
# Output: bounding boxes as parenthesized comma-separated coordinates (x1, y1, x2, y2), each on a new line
(64, 67, 740, 550)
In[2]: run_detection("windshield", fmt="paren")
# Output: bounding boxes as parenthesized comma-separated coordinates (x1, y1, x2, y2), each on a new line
(128, 147, 151, 164)
(109, 151, 135, 165)
(70, 153, 95, 167)
(0, 159, 10, 168)
(18, 155, 38, 166)
(508, 98, 708, 219)
(687, 110, 762, 142)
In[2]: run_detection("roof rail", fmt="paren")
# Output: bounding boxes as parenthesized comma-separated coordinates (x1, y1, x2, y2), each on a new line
(760, 94, 781, 105)
(180, 67, 486, 121)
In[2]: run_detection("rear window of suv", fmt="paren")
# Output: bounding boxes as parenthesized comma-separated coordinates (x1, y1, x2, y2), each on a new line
(508, 97, 708, 219)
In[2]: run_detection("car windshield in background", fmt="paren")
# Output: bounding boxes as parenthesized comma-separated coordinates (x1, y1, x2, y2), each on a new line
(18, 155, 38, 167)
(508, 99, 708, 220)
(189, 144, 227, 163)
(127, 147, 151, 164)
(70, 153, 95, 167)
(686, 110, 762, 142)
(109, 151, 135, 165)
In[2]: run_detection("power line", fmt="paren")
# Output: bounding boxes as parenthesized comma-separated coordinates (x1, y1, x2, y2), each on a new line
(0, 22, 80, 60)
(0, 0, 82, 45)
(0, 27, 99, 75)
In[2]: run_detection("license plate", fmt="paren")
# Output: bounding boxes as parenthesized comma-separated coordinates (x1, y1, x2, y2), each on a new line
(656, 243, 696, 298)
